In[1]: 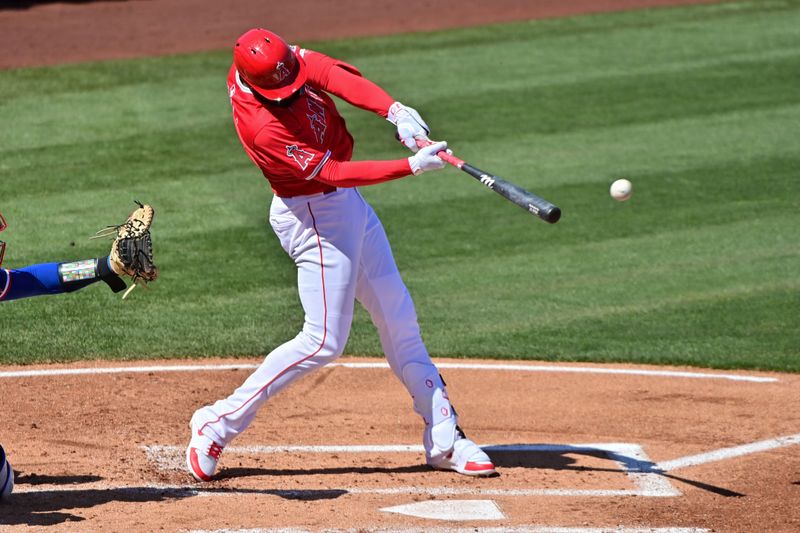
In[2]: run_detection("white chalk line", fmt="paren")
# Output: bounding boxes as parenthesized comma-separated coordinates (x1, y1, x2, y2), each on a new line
(0, 361, 778, 382)
(655, 433, 800, 472)
(142, 442, 679, 498)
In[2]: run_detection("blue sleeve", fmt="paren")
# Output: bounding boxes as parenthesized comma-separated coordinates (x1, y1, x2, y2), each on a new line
(0, 262, 67, 301)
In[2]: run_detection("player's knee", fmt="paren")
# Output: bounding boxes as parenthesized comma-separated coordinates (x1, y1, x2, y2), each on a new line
(322, 334, 347, 358)
(301, 326, 350, 358)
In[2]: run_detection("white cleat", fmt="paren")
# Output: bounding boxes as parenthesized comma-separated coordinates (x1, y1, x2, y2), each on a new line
(428, 437, 497, 477)
(186, 414, 224, 482)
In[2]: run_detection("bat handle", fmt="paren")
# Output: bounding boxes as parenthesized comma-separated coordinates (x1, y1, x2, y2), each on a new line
(414, 138, 464, 168)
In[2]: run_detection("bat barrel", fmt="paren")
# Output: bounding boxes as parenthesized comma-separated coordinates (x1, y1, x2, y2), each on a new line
(461, 163, 561, 224)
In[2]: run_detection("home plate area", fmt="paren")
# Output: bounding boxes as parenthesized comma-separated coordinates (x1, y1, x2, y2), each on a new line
(144, 441, 678, 505)
(5, 360, 796, 530)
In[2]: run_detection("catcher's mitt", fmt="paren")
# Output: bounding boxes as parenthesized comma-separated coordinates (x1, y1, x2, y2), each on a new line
(94, 201, 158, 298)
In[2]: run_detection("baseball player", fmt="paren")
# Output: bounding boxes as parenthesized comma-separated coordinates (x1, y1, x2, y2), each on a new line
(0, 203, 157, 302)
(186, 28, 496, 481)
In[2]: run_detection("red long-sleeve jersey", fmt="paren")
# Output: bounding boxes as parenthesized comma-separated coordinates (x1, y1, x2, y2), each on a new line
(227, 48, 412, 197)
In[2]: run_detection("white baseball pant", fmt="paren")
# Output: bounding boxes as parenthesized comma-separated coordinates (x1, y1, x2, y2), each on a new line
(193, 187, 461, 461)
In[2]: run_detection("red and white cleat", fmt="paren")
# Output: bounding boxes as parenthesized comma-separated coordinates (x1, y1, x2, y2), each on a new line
(186, 415, 224, 482)
(429, 437, 497, 477)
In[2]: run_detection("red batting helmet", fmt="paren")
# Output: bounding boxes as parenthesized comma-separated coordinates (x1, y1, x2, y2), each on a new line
(234, 29, 307, 102)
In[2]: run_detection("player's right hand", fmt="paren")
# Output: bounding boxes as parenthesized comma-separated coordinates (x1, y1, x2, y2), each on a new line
(408, 141, 447, 176)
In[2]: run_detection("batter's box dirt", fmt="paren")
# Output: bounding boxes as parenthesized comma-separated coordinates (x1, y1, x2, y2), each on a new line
(142, 442, 678, 497)
(2, 357, 798, 531)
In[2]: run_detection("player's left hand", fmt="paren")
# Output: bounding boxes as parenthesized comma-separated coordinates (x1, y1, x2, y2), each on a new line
(408, 140, 448, 176)
(387, 102, 430, 153)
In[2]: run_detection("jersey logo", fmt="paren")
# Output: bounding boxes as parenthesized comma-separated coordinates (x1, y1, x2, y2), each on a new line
(306, 89, 327, 144)
(286, 145, 315, 171)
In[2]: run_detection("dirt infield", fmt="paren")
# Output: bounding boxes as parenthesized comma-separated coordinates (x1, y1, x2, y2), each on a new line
(2, 0, 799, 531)
(1, 358, 798, 531)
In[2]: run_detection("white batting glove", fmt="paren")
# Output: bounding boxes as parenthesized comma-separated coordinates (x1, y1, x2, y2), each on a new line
(387, 101, 430, 152)
(408, 141, 447, 176)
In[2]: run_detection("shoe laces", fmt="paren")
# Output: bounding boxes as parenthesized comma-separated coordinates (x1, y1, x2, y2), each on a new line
(208, 442, 224, 460)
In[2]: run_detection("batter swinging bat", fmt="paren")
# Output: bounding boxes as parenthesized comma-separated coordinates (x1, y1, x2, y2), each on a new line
(418, 139, 561, 224)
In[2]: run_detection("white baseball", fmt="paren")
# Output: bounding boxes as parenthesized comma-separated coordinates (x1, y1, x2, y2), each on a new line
(610, 179, 632, 201)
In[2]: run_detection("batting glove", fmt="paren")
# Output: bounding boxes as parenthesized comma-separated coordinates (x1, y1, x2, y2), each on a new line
(387, 101, 430, 153)
(408, 141, 447, 176)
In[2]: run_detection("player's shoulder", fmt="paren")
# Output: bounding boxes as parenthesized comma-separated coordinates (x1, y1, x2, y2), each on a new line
(298, 47, 361, 82)
(295, 47, 340, 66)
(295, 46, 319, 64)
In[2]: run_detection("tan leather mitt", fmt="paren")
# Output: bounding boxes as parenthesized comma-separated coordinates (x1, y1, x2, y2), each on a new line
(95, 201, 158, 298)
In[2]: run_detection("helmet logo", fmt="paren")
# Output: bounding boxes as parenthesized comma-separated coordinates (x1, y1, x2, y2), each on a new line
(275, 61, 291, 82)
(286, 145, 315, 171)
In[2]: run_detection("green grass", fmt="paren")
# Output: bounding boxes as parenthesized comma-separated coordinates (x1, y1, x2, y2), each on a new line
(1, 0, 798, 370)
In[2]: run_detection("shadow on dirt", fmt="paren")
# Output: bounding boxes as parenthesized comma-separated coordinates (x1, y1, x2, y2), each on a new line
(484, 444, 745, 498)
(486, 445, 604, 470)
(0, 469, 193, 527)
(15, 472, 104, 486)
(0, 486, 195, 527)
(217, 463, 431, 479)
(655, 471, 744, 497)
(199, 485, 350, 501)
(0, 479, 348, 527)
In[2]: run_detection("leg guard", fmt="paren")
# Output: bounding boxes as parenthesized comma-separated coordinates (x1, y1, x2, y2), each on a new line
(401, 361, 459, 464)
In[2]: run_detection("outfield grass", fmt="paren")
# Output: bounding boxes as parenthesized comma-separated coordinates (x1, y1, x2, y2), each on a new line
(0, 1, 798, 370)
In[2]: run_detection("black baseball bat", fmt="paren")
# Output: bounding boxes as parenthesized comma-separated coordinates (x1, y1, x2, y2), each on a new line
(418, 140, 561, 224)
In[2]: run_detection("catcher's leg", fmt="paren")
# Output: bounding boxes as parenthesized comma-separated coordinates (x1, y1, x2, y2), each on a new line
(187, 189, 366, 481)
(353, 197, 496, 477)
(0, 257, 124, 301)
